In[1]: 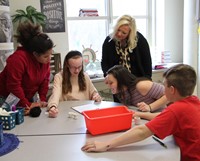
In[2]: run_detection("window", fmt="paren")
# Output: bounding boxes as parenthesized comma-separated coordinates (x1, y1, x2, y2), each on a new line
(66, 0, 159, 65)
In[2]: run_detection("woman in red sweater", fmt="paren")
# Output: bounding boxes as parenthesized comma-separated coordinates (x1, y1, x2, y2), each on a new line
(0, 22, 54, 115)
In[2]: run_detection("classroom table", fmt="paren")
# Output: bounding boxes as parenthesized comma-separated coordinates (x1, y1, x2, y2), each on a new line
(2, 101, 180, 161)
(10, 101, 122, 136)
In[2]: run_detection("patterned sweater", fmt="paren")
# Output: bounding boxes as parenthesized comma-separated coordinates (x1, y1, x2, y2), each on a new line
(117, 82, 164, 106)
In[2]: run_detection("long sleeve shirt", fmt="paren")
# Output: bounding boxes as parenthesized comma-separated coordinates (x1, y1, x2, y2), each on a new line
(0, 47, 50, 107)
(47, 72, 97, 109)
(101, 32, 152, 79)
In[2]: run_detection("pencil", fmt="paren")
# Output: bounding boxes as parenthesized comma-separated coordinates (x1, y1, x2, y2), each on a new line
(152, 135, 168, 148)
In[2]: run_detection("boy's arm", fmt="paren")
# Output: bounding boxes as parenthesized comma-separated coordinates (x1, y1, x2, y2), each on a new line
(134, 111, 161, 120)
(149, 95, 168, 112)
(82, 125, 153, 152)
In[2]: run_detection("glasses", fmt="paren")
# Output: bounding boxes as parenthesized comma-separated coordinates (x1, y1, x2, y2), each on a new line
(68, 65, 82, 71)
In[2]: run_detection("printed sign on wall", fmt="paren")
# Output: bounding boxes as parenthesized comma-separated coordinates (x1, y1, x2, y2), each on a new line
(40, 0, 65, 33)
(0, 0, 14, 71)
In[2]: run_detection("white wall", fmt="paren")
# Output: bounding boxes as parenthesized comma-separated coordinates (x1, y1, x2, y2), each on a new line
(183, 0, 199, 96)
(9, 0, 184, 64)
(164, 0, 184, 63)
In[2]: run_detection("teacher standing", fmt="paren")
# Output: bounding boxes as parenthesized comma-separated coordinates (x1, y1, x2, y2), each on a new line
(101, 14, 152, 79)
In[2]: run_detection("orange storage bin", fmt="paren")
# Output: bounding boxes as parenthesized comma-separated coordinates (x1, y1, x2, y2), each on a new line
(82, 106, 133, 135)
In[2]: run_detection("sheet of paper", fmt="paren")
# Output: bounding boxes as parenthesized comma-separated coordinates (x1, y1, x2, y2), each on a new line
(71, 103, 99, 114)
(71, 101, 123, 114)
(2, 93, 20, 110)
(127, 105, 138, 111)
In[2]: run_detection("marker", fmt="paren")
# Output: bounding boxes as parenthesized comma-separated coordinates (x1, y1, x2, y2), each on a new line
(152, 135, 167, 149)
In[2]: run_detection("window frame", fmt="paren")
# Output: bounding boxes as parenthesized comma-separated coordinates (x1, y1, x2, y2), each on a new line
(65, 0, 156, 63)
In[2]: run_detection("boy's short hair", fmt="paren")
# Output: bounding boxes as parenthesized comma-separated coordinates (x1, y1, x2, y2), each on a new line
(163, 64, 196, 97)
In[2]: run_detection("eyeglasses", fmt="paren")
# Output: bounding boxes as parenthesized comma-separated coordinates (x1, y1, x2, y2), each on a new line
(68, 65, 82, 71)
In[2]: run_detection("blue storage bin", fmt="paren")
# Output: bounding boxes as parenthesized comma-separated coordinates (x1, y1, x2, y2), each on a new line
(0, 121, 3, 146)
(0, 113, 16, 130)
(15, 108, 24, 125)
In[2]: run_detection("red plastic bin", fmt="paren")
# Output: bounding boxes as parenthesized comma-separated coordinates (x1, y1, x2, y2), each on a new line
(82, 106, 133, 135)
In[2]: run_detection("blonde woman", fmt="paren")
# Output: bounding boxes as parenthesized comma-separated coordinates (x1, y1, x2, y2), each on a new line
(101, 14, 152, 102)
(101, 14, 152, 79)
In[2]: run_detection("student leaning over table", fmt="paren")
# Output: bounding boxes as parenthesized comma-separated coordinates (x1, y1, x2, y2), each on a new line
(47, 50, 101, 118)
(82, 64, 200, 161)
(105, 65, 167, 120)
(0, 22, 54, 115)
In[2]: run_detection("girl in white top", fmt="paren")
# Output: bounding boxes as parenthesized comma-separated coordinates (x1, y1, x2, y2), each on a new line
(48, 50, 101, 117)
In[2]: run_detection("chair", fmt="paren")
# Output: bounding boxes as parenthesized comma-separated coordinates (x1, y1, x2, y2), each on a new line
(47, 53, 61, 100)
(50, 53, 61, 76)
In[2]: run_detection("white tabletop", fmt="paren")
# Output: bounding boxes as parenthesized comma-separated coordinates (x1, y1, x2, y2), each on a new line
(2, 101, 180, 161)
(10, 101, 123, 136)
(2, 133, 179, 161)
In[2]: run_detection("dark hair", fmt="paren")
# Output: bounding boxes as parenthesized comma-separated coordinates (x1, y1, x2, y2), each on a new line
(163, 64, 196, 97)
(14, 22, 54, 55)
(62, 50, 86, 94)
(107, 65, 137, 92)
(106, 65, 149, 103)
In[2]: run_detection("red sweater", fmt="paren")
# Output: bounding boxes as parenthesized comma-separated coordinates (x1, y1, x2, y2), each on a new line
(0, 47, 50, 107)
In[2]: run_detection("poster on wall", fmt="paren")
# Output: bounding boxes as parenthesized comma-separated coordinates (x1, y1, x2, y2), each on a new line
(0, 10, 13, 43)
(40, 0, 65, 33)
(0, 0, 9, 6)
(0, 0, 14, 71)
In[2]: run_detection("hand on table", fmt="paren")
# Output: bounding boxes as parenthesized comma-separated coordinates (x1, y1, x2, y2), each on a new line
(39, 101, 48, 108)
(24, 102, 41, 115)
(81, 141, 109, 152)
(92, 92, 102, 102)
(137, 102, 150, 112)
(48, 106, 59, 118)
